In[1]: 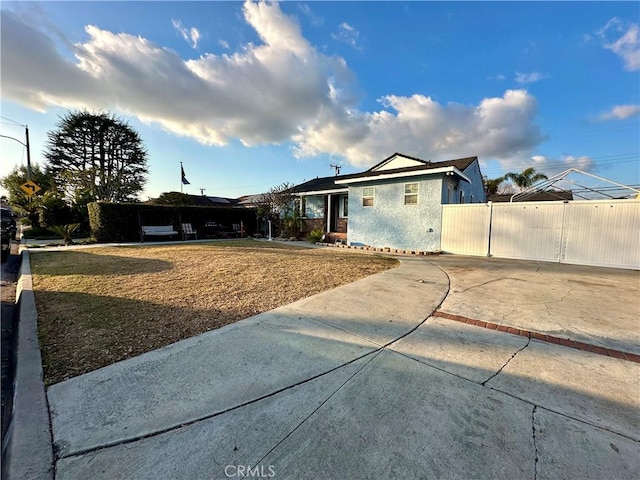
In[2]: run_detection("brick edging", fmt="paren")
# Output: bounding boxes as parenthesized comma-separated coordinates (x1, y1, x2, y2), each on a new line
(315, 242, 444, 256)
(432, 311, 640, 363)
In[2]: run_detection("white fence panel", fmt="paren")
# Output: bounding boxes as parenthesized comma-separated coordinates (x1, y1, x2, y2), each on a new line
(562, 200, 640, 269)
(441, 204, 490, 255)
(439, 199, 639, 269)
(489, 202, 566, 261)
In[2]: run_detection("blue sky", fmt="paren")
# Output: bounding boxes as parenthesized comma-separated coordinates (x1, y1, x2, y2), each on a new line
(1, 1, 638, 200)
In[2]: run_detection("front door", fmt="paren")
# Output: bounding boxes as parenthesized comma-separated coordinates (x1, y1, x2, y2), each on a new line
(331, 194, 340, 231)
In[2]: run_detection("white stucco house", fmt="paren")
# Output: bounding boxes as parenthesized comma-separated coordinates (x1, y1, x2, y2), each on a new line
(293, 153, 486, 251)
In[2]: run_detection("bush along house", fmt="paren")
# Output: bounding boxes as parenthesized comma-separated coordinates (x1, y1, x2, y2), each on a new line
(293, 153, 486, 251)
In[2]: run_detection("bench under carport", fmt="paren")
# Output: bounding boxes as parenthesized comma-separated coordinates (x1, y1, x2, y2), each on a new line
(140, 225, 179, 242)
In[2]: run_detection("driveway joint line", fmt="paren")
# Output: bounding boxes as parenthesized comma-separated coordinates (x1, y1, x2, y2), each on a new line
(287, 308, 387, 349)
(388, 349, 485, 386)
(532, 405, 538, 480)
(252, 350, 384, 469)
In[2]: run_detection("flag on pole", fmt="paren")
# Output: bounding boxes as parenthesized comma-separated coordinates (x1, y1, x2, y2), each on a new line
(181, 164, 190, 185)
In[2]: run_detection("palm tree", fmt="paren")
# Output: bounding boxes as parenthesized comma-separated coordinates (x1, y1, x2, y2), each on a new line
(48, 223, 80, 245)
(504, 168, 548, 189)
(484, 176, 505, 195)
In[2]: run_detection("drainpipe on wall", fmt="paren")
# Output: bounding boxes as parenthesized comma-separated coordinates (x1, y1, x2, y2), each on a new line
(326, 195, 332, 233)
(486, 202, 493, 257)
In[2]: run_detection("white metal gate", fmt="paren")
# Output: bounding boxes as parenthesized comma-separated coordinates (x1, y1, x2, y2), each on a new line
(441, 200, 640, 269)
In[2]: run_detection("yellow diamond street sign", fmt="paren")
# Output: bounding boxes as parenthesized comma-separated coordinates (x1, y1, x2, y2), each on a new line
(20, 180, 41, 197)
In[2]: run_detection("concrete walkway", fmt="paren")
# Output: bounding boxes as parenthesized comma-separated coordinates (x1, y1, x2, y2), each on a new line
(44, 253, 639, 479)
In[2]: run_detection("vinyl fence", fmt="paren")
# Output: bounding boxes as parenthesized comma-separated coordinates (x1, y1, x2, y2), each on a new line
(441, 200, 640, 269)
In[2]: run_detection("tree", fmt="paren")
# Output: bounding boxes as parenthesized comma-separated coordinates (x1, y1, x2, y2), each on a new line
(504, 167, 548, 190)
(44, 110, 148, 203)
(152, 192, 195, 206)
(0, 164, 58, 225)
(484, 176, 505, 195)
(258, 182, 301, 237)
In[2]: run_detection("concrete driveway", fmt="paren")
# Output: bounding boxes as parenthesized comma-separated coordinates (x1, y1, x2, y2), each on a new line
(46, 254, 639, 479)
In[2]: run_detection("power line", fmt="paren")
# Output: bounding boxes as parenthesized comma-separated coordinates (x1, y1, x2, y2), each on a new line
(548, 124, 639, 141)
(0, 116, 25, 127)
(481, 154, 639, 177)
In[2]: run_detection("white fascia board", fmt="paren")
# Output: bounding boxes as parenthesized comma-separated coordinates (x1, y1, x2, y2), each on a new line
(335, 166, 471, 185)
(296, 188, 348, 196)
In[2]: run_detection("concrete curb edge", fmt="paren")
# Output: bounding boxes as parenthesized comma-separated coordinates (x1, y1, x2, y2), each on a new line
(6, 250, 54, 479)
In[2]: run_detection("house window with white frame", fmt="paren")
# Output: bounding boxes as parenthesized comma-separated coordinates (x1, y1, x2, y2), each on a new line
(362, 187, 374, 206)
(341, 195, 348, 217)
(404, 182, 418, 205)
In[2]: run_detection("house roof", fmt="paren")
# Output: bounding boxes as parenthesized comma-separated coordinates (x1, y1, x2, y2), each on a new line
(292, 176, 347, 194)
(237, 194, 266, 205)
(488, 190, 574, 202)
(368, 152, 477, 172)
(293, 154, 479, 194)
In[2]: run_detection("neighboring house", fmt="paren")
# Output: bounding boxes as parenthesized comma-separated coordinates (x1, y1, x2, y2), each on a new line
(293, 153, 486, 251)
(488, 191, 574, 202)
(197, 196, 240, 207)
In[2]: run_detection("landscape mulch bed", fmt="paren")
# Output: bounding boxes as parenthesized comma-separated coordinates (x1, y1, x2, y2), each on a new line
(31, 240, 398, 385)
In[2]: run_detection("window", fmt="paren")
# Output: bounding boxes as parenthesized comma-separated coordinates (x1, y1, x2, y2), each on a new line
(459, 190, 465, 204)
(341, 195, 348, 217)
(362, 187, 374, 206)
(404, 183, 418, 205)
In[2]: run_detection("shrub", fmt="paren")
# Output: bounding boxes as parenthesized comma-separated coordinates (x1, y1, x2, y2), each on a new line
(48, 223, 81, 245)
(307, 227, 325, 243)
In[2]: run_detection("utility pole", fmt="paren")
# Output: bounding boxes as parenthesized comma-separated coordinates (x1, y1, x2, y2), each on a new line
(25, 126, 32, 181)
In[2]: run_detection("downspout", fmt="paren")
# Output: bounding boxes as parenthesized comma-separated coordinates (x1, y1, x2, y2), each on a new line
(486, 201, 493, 257)
(326, 195, 332, 234)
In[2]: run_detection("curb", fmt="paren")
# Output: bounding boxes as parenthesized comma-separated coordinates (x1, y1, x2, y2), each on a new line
(5, 251, 54, 479)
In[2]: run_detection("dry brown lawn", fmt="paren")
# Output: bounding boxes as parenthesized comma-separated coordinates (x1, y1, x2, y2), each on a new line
(32, 240, 398, 385)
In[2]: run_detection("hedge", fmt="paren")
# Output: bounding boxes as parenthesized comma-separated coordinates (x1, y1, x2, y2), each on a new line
(87, 202, 258, 243)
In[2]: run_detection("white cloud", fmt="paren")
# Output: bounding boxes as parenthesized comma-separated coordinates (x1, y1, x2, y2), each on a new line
(294, 90, 544, 167)
(1, 2, 342, 146)
(598, 17, 640, 71)
(172, 19, 201, 49)
(218, 39, 229, 50)
(599, 104, 640, 121)
(0, 1, 546, 169)
(332, 22, 361, 49)
(531, 154, 595, 176)
(514, 71, 548, 84)
(298, 4, 323, 27)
